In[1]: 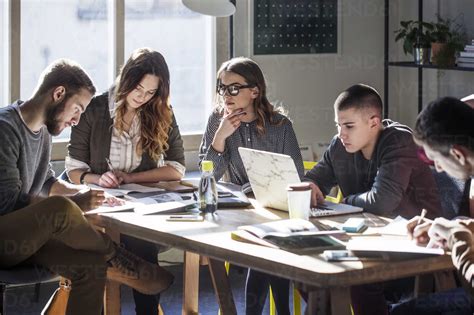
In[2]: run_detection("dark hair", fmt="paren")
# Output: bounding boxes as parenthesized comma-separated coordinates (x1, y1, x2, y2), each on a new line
(414, 96, 474, 155)
(215, 57, 285, 135)
(35, 59, 96, 97)
(114, 47, 172, 161)
(334, 84, 383, 117)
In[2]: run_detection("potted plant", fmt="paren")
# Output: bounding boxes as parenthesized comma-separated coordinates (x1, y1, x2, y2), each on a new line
(430, 15, 466, 67)
(394, 20, 434, 64)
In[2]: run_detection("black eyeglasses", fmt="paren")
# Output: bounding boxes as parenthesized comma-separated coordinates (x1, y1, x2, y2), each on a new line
(217, 84, 255, 96)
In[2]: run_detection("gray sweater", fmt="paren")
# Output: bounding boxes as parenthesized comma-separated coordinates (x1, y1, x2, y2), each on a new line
(0, 102, 56, 215)
(304, 120, 442, 219)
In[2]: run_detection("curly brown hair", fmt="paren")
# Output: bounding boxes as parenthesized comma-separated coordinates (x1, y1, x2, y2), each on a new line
(113, 48, 172, 161)
(215, 57, 285, 135)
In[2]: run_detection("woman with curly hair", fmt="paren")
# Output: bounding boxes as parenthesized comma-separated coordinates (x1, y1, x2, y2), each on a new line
(66, 47, 184, 314)
(199, 57, 304, 315)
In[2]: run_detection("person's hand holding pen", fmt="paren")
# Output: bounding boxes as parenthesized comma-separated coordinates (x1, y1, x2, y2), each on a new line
(407, 208, 433, 245)
(98, 158, 123, 188)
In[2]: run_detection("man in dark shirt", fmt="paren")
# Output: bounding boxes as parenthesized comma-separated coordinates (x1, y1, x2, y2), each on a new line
(393, 97, 474, 314)
(303, 84, 442, 315)
(304, 83, 441, 219)
(0, 59, 173, 315)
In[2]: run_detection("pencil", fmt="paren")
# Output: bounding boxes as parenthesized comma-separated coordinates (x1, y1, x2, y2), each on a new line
(417, 208, 427, 225)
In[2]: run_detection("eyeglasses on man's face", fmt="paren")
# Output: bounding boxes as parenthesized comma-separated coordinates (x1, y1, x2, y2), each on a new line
(216, 83, 255, 96)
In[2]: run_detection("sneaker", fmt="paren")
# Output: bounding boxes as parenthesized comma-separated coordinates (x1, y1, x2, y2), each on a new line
(107, 245, 174, 295)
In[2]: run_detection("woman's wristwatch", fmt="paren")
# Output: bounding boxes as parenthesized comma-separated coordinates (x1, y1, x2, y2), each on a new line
(79, 171, 92, 185)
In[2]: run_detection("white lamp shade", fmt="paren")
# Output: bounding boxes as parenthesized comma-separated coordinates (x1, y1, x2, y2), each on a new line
(182, 0, 236, 17)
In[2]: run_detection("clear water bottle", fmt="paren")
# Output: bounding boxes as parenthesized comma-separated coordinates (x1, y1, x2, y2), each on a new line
(198, 160, 218, 214)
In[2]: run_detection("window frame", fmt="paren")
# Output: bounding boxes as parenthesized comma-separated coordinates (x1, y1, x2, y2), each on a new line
(4, 0, 227, 169)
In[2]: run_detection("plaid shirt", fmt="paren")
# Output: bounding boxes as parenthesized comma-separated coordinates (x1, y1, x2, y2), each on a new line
(199, 111, 304, 186)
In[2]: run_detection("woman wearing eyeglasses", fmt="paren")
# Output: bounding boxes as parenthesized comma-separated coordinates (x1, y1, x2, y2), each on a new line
(66, 47, 184, 314)
(199, 57, 304, 315)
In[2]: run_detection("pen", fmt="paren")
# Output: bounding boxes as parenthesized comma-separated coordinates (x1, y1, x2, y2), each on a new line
(105, 158, 116, 174)
(417, 208, 427, 225)
(105, 157, 121, 188)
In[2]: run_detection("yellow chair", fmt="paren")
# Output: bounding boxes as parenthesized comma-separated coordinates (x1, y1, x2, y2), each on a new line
(303, 161, 343, 203)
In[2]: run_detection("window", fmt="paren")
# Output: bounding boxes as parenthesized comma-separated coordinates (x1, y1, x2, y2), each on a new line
(124, 0, 215, 134)
(0, 1, 5, 106)
(21, 0, 109, 139)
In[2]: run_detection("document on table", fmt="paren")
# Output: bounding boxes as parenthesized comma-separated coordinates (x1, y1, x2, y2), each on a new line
(87, 183, 164, 197)
(232, 219, 346, 253)
(346, 238, 445, 257)
(85, 192, 197, 215)
(378, 216, 409, 236)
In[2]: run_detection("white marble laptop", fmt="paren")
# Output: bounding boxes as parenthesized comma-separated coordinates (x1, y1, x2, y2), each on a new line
(238, 147, 300, 211)
(238, 147, 363, 217)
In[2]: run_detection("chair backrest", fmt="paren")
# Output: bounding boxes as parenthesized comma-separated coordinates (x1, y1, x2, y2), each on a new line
(1, 266, 57, 315)
(0, 266, 56, 285)
(303, 161, 343, 203)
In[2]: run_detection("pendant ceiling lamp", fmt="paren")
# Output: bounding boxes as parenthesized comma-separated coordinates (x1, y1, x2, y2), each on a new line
(182, 0, 236, 17)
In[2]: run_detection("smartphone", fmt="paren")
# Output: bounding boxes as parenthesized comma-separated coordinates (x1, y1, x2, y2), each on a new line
(323, 250, 360, 261)
(166, 215, 204, 222)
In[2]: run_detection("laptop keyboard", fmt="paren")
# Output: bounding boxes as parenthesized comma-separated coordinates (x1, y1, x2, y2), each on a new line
(310, 207, 337, 217)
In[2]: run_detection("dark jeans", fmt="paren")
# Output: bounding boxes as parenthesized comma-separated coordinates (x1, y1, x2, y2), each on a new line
(245, 269, 290, 315)
(121, 234, 161, 315)
(390, 288, 474, 315)
(351, 283, 389, 315)
(351, 277, 416, 315)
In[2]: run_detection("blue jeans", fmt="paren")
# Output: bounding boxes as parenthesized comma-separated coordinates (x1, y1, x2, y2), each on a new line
(390, 288, 474, 315)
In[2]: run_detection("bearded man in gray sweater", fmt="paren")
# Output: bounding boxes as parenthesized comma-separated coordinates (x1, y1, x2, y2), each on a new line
(0, 59, 173, 315)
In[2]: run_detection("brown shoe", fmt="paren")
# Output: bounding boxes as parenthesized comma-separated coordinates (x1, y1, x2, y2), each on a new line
(107, 245, 174, 295)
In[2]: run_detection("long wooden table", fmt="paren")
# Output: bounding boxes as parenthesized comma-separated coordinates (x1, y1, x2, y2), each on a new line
(87, 204, 454, 315)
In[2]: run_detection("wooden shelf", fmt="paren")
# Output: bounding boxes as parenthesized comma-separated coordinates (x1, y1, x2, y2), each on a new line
(388, 61, 474, 72)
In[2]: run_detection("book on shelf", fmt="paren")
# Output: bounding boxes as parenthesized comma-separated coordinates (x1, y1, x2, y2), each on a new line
(231, 219, 346, 254)
(457, 56, 474, 63)
(457, 62, 474, 68)
(460, 51, 474, 58)
(464, 44, 474, 51)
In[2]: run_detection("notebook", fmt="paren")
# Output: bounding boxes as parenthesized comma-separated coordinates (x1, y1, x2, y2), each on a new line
(238, 147, 363, 217)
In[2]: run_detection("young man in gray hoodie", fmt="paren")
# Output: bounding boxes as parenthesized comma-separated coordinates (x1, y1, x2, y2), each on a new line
(303, 83, 442, 315)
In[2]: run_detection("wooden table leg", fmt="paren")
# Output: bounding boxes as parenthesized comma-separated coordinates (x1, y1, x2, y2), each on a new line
(207, 258, 237, 315)
(434, 270, 456, 292)
(103, 228, 121, 315)
(414, 274, 434, 297)
(330, 287, 351, 315)
(182, 252, 200, 315)
(306, 289, 328, 315)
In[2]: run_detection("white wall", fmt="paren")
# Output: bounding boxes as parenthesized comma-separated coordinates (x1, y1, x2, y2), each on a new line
(232, 0, 385, 160)
(230, 0, 474, 160)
